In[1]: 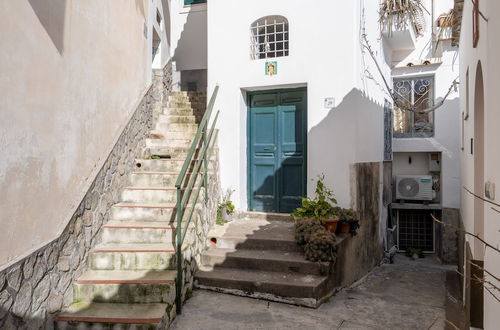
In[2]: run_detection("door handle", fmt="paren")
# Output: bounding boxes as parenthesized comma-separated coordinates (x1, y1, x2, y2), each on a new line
(263, 147, 277, 151)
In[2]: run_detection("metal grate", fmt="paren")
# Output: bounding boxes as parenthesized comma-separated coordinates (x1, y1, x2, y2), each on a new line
(397, 210, 435, 252)
(250, 16, 289, 60)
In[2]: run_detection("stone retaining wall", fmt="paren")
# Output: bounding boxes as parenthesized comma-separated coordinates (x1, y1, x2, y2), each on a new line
(0, 64, 172, 329)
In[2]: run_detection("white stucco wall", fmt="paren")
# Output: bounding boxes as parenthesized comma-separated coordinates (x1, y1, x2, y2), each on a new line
(170, 0, 207, 71)
(207, 0, 387, 211)
(0, 1, 153, 268)
(391, 0, 461, 209)
(458, 0, 500, 326)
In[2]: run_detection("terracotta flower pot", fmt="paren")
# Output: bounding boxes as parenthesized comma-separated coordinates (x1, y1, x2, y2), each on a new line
(322, 218, 339, 233)
(337, 223, 350, 234)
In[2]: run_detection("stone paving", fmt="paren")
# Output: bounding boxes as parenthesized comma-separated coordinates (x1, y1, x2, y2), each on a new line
(171, 255, 454, 330)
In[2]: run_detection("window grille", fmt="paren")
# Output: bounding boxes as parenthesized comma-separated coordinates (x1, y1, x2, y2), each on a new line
(396, 210, 436, 252)
(393, 76, 434, 138)
(250, 16, 289, 60)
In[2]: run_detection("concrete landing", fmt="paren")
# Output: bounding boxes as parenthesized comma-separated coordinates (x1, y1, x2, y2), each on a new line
(174, 255, 453, 330)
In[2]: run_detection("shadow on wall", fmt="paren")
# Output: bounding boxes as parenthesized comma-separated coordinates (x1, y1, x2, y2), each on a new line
(308, 88, 384, 204)
(249, 88, 385, 214)
(135, 0, 146, 20)
(28, 0, 66, 55)
(173, 8, 207, 91)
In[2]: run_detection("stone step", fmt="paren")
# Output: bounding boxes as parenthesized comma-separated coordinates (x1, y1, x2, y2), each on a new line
(55, 302, 169, 329)
(155, 122, 199, 133)
(130, 172, 193, 188)
(89, 243, 175, 271)
(158, 114, 197, 124)
(122, 187, 178, 204)
(195, 267, 328, 307)
(146, 138, 193, 148)
(100, 221, 175, 244)
(73, 270, 176, 304)
(201, 248, 328, 276)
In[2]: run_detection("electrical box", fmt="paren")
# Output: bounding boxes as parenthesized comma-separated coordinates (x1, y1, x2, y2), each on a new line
(429, 153, 441, 172)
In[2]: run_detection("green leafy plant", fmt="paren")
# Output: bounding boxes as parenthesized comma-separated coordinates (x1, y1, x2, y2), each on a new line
(294, 218, 325, 245)
(304, 231, 337, 262)
(216, 200, 235, 226)
(292, 175, 338, 220)
(405, 247, 424, 259)
(147, 155, 161, 160)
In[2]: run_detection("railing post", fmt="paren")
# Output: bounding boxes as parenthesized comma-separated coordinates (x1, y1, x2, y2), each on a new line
(175, 187, 183, 314)
(203, 125, 208, 203)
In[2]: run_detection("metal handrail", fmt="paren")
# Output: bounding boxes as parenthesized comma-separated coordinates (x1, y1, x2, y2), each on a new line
(175, 86, 219, 314)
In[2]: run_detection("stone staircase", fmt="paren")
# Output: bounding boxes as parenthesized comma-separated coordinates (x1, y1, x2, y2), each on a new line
(195, 212, 333, 308)
(55, 92, 207, 329)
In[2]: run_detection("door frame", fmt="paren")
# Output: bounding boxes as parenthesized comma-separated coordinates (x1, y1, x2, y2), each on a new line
(246, 87, 308, 212)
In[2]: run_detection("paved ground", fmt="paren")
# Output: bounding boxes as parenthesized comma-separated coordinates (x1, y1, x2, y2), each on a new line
(171, 255, 455, 330)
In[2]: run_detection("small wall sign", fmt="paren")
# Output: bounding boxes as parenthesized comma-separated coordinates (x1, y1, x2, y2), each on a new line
(265, 61, 278, 76)
(324, 97, 335, 109)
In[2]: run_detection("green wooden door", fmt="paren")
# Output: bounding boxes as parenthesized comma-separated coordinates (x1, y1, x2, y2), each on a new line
(248, 88, 307, 213)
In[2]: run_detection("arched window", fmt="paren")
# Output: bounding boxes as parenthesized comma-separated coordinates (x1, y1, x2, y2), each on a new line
(250, 16, 289, 60)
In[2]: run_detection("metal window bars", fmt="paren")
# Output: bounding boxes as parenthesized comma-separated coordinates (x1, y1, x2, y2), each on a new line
(250, 16, 289, 59)
(175, 86, 220, 314)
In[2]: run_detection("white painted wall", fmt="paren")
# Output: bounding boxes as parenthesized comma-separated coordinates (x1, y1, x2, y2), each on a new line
(170, 0, 207, 71)
(391, 0, 461, 209)
(207, 0, 388, 212)
(458, 0, 500, 326)
(0, 1, 153, 269)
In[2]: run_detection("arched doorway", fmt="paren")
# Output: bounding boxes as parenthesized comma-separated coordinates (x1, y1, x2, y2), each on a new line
(473, 62, 485, 259)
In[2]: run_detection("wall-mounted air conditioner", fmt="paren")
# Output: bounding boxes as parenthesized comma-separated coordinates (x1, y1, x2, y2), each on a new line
(395, 175, 433, 201)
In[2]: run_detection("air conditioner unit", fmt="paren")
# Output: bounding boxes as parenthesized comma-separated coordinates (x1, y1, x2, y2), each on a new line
(395, 175, 433, 201)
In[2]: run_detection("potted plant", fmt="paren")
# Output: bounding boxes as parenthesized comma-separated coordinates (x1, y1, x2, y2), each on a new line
(379, 0, 426, 36)
(336, 208, 360, 235)
(304, 230, 337, 262)
(216, 198, 235, 225)
(292, 175, 340, 233)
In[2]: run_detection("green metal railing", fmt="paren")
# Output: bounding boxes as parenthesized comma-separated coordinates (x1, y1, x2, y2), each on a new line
(175, 86, 219, 314)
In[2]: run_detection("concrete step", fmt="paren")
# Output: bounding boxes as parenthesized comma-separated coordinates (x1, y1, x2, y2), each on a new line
(134, 159, 190, 172)
(164, 107, 195, 116)
(165, 101, 195, 108)
(144, 146, 202, 159)
(201, 247, 328, 276)
(154, 139, 194, 149)
(73, 270, 176, 304)
(146, 138, 193, 148)
(158, 114, 197, 124)
(195, 267, 328, 307)
(155, 122, 199, 133)
(130, 172, 192, 188)
(122, 187, 178, 204)
(89, 243, 175, 271)
(240, 211, 293, 222)
(149, 129, 197, 140)
(111, 202, 176, 222)
(100, 221, 175, 244)
(209, 220, 301, 252)
(134, 158, 215, 173)
(55, 302, 169, 329)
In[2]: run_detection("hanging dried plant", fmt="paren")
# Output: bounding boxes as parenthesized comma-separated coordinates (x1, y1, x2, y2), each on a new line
(379, 0, 427, 36)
